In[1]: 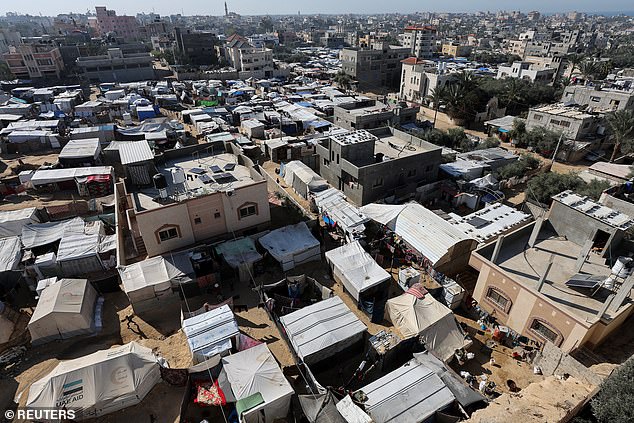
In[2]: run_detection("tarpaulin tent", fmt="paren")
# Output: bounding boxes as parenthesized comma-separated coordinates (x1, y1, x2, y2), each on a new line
(0, 207, 38, 238)
(214, 237, 262, 283)
(59, 139, 101, 166)
(26, 342, 160, 420)
(221, 343, 294, 423)
(313, 188, 368, 241)
(281, 161, 328, 199)
(280, 296, 366, 365)
(258, 222, 321, 271)
(28, 278, 98, 344)
(56, 231, 104, 277)
(182, 304, 239, 364)
(21, 217, 84, 249)
(385, 292, 468, 362)
(298, 391, 346, 423)
(0, 236, 21, 273)
(357, 355, 455, 423)
(324, 241, 390, 301)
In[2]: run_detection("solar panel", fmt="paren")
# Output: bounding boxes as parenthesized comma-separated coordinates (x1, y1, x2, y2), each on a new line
(213, 173, 236, 184)
(210, 165, 223, 173)
(199, 174, 213, 184)
(224, 163, 236, 171)
(190, 167, 206, 175)
(565, 274, 604, 289)
(466, 216, 491, 229)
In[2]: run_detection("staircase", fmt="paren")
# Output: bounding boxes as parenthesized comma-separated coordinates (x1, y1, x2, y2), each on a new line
(133, 236, 147, 258)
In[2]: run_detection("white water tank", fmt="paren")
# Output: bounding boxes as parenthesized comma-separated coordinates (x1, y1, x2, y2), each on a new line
(171, 167, 186, 184)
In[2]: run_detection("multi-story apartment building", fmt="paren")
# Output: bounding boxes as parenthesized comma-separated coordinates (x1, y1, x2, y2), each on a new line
(333, 99, 419, 131)
(0, 29, 21, 55)
(3, 43, 64, 79)
(562, 85, 634, 112)
(224, 35, 274, 78)
(497, 61, 557, 83)
(399, 25, 437, 59)
(399, 58, 455, 103)
(94, 6, 142, 40)
(76, 48, 155, 83)
(441, 43, 473, 58)
(174, 28, 218, 66)
(340, 42, 410, 92)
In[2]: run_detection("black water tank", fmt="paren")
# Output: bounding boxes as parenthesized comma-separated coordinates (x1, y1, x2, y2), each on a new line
(375, 153, 384, 163)
(153, 173, 167, 190)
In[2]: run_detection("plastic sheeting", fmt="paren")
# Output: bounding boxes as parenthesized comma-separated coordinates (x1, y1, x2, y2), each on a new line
(30, 166, 113, 186)
(221, 343, 294, 423)
(280, 296, 366, 365)
(0, 236, 22, 272)
(0, 207, 38, 238)
(182, 304, 239, 364)
(28, 279, 97, 344)
(21, 217, 84, 249)
(358, 356, 455, 423)
(59, 139, 101, 160)
(258, 222, 321, 271)
(325, 241, 390, 301)
(26, 342, 160, 420)
(299, 392, 346, 423)
(118, 256, 189, 304)
(385, 293, 467, 362)
(56, 231, 104, 277)
(282, 161, 328, 199)
(313, 188, 367, 239)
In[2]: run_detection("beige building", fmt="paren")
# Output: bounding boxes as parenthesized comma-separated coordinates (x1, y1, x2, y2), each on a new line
(470, 191, 634, 352)
(117, 149, 270, 259)
(441, 43, 472, 58)
(399, 58, 455, 103)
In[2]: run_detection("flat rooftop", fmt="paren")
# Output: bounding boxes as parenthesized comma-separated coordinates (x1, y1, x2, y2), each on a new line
(489, 228, 628, 322)
(133, 152, 260, 211)
(531, 104, 595, 119)
(373, 134, 436, 158)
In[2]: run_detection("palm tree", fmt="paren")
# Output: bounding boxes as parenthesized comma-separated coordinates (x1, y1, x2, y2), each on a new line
(566, 53, 585, 77)
(578, 60, 600, 85)
(443, 84, 468, 121)
(333, 71, 352, 93)
(500, 78, 526, 115)
(607, 110, 634, 162)
(456, 71, 477, 91)
(428, 86, 447, 128)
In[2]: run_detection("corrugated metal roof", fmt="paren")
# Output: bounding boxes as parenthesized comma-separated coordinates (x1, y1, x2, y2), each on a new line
(449, 203, 532, 244)
(119, 141, 154, 165)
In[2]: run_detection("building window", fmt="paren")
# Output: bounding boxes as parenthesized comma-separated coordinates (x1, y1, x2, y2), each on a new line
(533, 114, 543, 121)
(485, 287, 511, 313)
(238, 203, 258, 219)
(373, 177, 384, 188)
(408, 169, 417, 177)
(529, 318, 562, 345)
(194, 217, 202, 225)
(214, 212, 221, 219)
(157, 226, 179, 242)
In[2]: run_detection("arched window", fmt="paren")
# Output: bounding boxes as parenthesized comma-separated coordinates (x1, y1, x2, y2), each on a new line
(155, 224, 181, 243)
(529, 318, 563, 346)
(485, 286, 512, 313)
(237, 202, 258, 220)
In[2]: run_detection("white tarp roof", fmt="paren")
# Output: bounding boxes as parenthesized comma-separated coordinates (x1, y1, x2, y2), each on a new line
(358, 356, 455, 423)
(221, 343, 294, 422)
(59, 139, 101, 160)
(0, 236, 22, 272)
(448, 203, 531, 244)
(283, 160, 328, 195)
(30, 166, 112, 186)
(56, 231, 100, 262)
(258, 222, 321, 271)
(313, 188, 367, 236)
(325, 241, 390, 301)
(361, 202, 474, 267)
(214, 237, 262, 268)
(26, 342, 160, 420)
(0, 207, 38, 238)
(21, 217, 84, 249)
(119, 140, 154, 165)
(182, 304, 239, 363)
(280, 296, 366, 365)
(118, 256, 188, 303)
(385, 293, 467, 362)
(28, 279, 97, 344)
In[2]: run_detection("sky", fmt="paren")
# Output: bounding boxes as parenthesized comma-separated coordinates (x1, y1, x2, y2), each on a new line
(1, 0, 633, 17)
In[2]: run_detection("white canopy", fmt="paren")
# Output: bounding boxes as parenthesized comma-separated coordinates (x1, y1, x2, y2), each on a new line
(258, 222, 321, 271)
(282, 160, 328, 199)
(313, 188, 367, 238)
(56, 231, 104, 276)
(21, 217, 85, 249)
(0, 236, 22, 272)
(221, 343, 294, 423)
(361, 202, 475, 268)
(30, 166, 113, 186)
(59, 139, 101, 160)
(28, 279, 98, 344)
(280, 296, 366, 365)
(118, 256, 188, 305)
(385, 293, 467, 362)
(358, 356, 455, 423)
(182, 304, 239, 363)
(26, 342, 160, 420)
(0, 207, 38, 238)
(325, 241, 390, 301)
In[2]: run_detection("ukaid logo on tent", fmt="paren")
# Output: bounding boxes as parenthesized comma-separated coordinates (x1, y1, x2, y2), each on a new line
(56, 379, 84, 407)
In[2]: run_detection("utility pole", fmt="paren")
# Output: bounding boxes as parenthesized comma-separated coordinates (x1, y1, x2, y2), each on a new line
(551, 131, 565, 165)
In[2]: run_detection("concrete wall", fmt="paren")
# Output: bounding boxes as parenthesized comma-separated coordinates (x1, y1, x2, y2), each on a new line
(599, 193, 634, 218)
(534, 342, 603, 386)
(136, 202, 194, 257)
(186, 194, 228, 242)
(221, 181, 271, 234)
(549, 200, 621, 248)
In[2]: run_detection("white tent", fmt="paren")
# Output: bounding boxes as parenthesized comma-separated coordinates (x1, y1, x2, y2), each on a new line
(56, 231, 104, 276)
(28, 279, 98, 344)
(313, 188, 368, 240)
(385, 292, 468, 362)
(282, 161, 328, 199)
(21, 217, 84, 249)
(221, 343, 294, 423)
(59, 139, 101, 161)
(258, 222, 321, 271)
(26, 342, 160, 420)
(0, 236, 22, 272)
(0, 207, 38, 238)
(280, 296, 366, 365)
(358, 356, 455, 423)
(118, 256, 189, 313)
(324, 241, 390, 301)
(182, 304, 239, 364)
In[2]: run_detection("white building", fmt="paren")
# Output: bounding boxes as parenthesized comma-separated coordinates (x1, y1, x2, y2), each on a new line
(497, 61, 556, 83)
(399, 25, 437, 59)
(399, 58, 455, 103)
(225, 35, 274, 78)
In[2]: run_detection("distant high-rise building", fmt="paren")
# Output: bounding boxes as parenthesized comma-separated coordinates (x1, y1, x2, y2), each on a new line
(94, 6, 141, 40)
(399, 25, 437, 59)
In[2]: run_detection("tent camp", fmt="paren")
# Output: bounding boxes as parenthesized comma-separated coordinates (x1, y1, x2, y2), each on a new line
(118, 255, 192, 314)
(281, 160, 328, 199)
(280, 296, 366, 365)
(385, 289, 469, 362)
(357, 355, 456, 423)
(26, 342, 160, 420)
(28, 278, 98, 345)
(313, 188, 368, 242)
(214, 237, 262, 282)
(0, 236, 22, 273)
(182, 304, 239, 364)
(324, 241, 390, 302)
(0, 207, 38, 238)
(221, 343, 294, 423)
(21, 217, 85, 249)
(58, 138, 101, 167)
(258, 222, 321, 271)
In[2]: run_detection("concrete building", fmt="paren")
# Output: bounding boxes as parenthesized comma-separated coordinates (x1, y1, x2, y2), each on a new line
(340, 42, 410, 92)
(224, 35, 274, 78)
(247, 33, 279, 49)
(399, 58, 455, 103)
(94, 6, 142, 40)
(441, 43, 472, 58)
(470, 190, 634, 353)
(316, 127, 442, 205)
(333, 98, 419, 131)
(562, 85, 634, 112)
(3, 43, 64, 79)
(117, 148, 270, 258)
(399, 25, 437, 59)
(76, 48, 155, 83)
(174, 28, 218, 66)
(526, 104, 604, 142)
(496, 61, 557, 83)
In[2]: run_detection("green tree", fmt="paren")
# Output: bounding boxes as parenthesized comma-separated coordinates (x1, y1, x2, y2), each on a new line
(496, 154, 540, 179)
(589, 357, 634, 423)
(526, 172, 584, 205)
(333, 71, 352, 92)
(476, 137, 501, 150)
(566, 53, 585, 76)
(509, 119, 528, 146)
(0, 62, 14, 80)
(606, 110, 634, 162)
(428, 86, 446, 128)
(578, 60, 600, 84)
